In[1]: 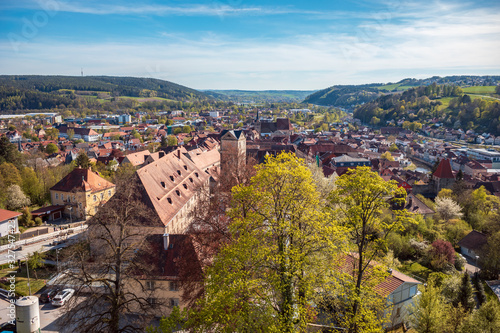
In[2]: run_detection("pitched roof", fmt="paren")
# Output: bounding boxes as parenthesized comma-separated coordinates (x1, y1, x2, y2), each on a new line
(122, 150, 151, 167)
(50, 168, 115, 193)
(433, 158, 454, 179)
(458, 230, 488, 251)
(0, 209, 22, 222)
(136, 149, 213, 228)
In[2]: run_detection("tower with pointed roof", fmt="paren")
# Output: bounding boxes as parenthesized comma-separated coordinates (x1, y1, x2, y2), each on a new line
(432, 158, 455, 193)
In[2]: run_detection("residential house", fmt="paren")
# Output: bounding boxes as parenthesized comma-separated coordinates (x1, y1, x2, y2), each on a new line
(50, 168, 116, 220)
(458, 230, 488, 260)
(0, 209, 21, 237)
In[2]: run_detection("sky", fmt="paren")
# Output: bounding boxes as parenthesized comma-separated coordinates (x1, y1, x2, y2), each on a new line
(0, 0, 499, 90)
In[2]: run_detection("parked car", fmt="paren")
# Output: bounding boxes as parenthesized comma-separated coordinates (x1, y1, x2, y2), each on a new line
(51, 288, 75, 306)
(39, 289, 59, 304)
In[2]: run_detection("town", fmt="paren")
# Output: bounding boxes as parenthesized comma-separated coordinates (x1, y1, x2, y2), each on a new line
(0, 102, 499, 332)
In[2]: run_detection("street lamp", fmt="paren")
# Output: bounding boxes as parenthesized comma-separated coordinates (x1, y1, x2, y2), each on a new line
(18, 253, 31, 296)
(475, 255, 480, 277)
(56, 248, 62, 273)
(68, 206, 73, 225)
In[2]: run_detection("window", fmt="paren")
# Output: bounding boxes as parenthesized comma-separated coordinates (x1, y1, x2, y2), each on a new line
(108, 190, 111, 196)
(170, 175, 174, 182)
(61, 194, 64, 201)
(189, 177, 193, 183)
(409, 285, 417, 297)
(93, 195, 97, 202)
(101, 193, 104, 200)
(195, 172, 199, 178)
(170, 281, 179, 291)
(147, 297, 158, 305)
(183, 184, 187, 189)
(395, 307, 400, 318)
(169, 298, 179, 307)
(146, 281, 155, 290)
(55, 193, 59, 200)
(183, 165, 187, 170)
(167, 198, 172, 204)
(73, 195, 76, 202)
(175, 190, 180, 196)
(177, 170, 181, 175)
(161, 181, 166, 188)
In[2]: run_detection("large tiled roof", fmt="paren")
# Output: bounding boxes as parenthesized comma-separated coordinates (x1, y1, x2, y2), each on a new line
(136, 149, 213, 228)
(50, 168, 115, 193)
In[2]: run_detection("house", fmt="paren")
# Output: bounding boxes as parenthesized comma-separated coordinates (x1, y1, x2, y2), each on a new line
(31, 205, 65, 222)
(336, 254, 421, 328)
(50, 168, 116, 220)
(0, 209, 21, 237)
(458, 230, 488, 260)
(134, 233, 202, 316)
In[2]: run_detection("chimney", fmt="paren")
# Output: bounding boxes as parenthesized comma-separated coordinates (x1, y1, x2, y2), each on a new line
(163, 233, 169, 250)
(176, 149, 181, 159)
(159, 151, 165, 158)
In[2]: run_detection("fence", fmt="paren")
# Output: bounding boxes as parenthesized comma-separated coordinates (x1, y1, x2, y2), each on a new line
(19, 227, 49, 240)
(0, 225, 87, 253)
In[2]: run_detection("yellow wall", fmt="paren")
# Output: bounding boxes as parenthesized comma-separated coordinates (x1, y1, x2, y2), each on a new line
(50, 187, 116, 220)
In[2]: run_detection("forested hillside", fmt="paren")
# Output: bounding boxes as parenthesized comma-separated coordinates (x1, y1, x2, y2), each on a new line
(354, 83, 500, 135)
(0, 75, 210, 112)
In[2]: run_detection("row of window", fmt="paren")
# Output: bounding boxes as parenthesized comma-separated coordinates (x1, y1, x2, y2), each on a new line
(147, 298, 179, 307)
(146, 281, 178, 291)
(55, 190, 112, 202)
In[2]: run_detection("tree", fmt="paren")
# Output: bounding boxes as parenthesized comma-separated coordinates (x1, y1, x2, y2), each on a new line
(19, 207, 33, 227)
(75, 151, 91, 169)
(58, 173, 160, 333)
(479, 230, 500, 279)
(166, 135, 177, 146)
(328, 166, 411, 332)
(45, 143, 59, 154)
(456, 272, 475, 312)
(460, 300, 500, 333)
(67, 128, 75, 140)
(0, 136, 23, 168)
(427, 239, 455, 271)
(410, 283, 448, 333)
(45, 127, 59, 140)
(189, 153, 341, 332)
(28, 251, 46, 280)
(435, 197, 463, 222)
(380, 151, 395, 161)
(0, 162, 22, 187)
(5, 185, 30, 211)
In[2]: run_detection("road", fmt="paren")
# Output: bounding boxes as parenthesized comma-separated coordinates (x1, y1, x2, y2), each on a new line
(0, 229, 85, 266)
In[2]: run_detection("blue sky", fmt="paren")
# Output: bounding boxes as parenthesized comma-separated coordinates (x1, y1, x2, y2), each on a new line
(0, 0, 499, 90)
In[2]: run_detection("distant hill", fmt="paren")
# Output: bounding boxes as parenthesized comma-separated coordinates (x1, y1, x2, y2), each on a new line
(303, 75, 500, 107)
(204, 90, 315, 103)
(0, 75, 210, 111)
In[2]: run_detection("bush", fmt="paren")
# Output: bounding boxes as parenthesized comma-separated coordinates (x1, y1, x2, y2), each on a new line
(427, 239, 455, 271)
(35, 217, 43, 226)
(455, 253, 466, 271)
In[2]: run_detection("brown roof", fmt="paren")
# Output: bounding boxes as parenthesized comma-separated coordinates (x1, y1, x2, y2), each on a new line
(136, 149, 212, 228)
(122, 150, 151, 167)
(405, 193, 435, 215)
(458, 230, 488, 251)
(0, 209, 22, 222)
(50, 168, 115, 193)
(433, 158, 454, 179)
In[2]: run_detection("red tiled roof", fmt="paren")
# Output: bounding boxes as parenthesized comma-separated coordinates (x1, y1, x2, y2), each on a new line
(433, 158, 454, 179)
(0, 209, 22, 222)
(50, 168, 115, 193)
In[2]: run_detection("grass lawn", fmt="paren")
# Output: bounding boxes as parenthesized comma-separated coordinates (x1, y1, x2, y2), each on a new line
(400, 262, 432, 281)
(0, 263, 57, 296)
(483, 281, 500, 305)
(463, 86, 497, 94)
(437, 97, 454, 111)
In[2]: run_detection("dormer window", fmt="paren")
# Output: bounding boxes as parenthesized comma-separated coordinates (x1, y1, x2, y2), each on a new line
(183, 184, 187, 189)
(167, 197, 172, 204)
(183, 165, 188, 170)
(175, 190, 180, 196)
(189, 178, 193, 183)
(177, 170, 181, 175)
(195, 172, 199, 178)
(161, 181, 166, 188)
(170, 176, 174, 182)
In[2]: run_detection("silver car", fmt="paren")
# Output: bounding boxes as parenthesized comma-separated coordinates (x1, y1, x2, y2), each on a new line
(51, 288, 75, 306)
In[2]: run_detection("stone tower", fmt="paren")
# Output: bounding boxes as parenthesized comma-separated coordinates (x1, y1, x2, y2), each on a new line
(220, 130, 246, 177)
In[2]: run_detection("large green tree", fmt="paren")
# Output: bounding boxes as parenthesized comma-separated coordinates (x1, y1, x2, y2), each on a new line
(328, 166, 411, 333)
(189, 152, 342, 332)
